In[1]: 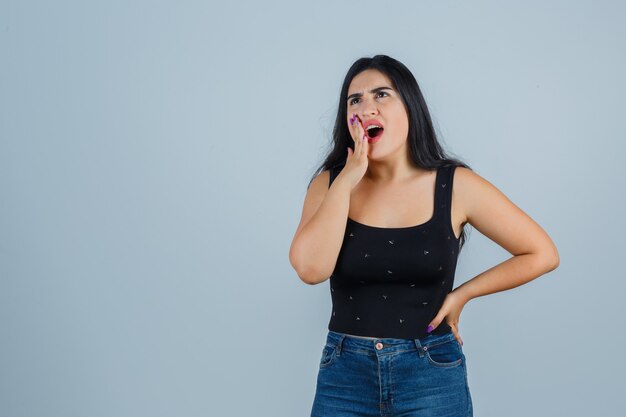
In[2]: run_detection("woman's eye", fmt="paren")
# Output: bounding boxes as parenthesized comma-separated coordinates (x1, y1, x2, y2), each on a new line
(349, 92, 388, 106)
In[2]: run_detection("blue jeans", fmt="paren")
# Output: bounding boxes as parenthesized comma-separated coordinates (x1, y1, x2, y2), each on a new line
(310, 330, 473, 416)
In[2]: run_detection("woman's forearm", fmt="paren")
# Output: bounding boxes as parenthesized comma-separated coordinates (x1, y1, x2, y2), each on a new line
(454, 252, 559, 304)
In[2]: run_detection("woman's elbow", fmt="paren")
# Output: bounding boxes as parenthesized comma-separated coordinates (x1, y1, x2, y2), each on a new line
(540, 244, 560, 272)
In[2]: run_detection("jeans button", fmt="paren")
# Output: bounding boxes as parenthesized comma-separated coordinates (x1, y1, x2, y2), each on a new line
(375, 342, 383, 350)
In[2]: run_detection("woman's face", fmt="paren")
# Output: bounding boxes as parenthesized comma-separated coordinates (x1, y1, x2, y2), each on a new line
(346, 69, 409, 159)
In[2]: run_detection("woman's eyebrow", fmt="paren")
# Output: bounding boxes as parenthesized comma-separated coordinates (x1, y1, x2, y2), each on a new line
(347, 86, 393, 102)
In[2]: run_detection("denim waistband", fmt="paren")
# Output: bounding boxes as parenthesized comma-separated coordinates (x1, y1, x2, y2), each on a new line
(326, 329, 458, 357)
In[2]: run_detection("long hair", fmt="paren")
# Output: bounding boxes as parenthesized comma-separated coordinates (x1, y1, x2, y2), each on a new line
(308, 54, 472, 250)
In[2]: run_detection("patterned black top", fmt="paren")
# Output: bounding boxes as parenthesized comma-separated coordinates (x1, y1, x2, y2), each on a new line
(327, 163, 461, 339)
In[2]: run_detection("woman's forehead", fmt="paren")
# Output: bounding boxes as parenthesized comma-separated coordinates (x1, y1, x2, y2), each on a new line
(348, 70, 393, 94)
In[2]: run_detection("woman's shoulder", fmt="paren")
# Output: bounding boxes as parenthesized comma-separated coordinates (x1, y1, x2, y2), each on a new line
(452, 165, 486, 190)
(308, 161, 345, 190)
(307, 169, 330, 191)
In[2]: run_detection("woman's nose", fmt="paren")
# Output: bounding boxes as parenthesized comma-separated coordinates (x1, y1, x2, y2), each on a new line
(360, 98, 379, 115)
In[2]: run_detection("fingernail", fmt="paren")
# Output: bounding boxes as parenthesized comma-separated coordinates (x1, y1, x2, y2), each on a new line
(426, 325, 434, 333)
(350, 116, 354, 126)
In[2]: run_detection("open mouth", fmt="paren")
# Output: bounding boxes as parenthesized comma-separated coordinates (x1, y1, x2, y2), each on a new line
(366, 127, 384, 139)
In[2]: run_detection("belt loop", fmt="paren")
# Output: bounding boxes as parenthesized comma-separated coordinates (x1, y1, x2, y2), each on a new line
(414, 337, 425, 358)
(335, 334, 346, 356)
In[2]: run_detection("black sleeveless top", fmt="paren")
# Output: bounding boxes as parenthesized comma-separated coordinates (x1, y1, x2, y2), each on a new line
(327, 163, 460, 339)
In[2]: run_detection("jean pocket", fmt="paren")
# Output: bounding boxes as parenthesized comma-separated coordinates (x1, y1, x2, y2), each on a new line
(319, 344, 337, 368)
(424, 338, 463, 368)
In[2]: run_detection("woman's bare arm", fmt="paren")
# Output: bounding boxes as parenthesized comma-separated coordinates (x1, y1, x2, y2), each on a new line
(452, 167, 560, 303)
(289, 170, 353, 285)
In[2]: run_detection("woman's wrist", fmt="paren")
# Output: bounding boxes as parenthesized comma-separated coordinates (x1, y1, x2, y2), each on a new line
(451, 284, 474, 305)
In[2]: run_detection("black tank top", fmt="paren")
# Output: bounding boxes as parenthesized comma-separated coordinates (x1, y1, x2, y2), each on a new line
(327, 163, 460, 339)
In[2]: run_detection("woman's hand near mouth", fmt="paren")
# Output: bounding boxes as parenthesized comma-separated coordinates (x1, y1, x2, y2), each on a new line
(341, 113, 369, 190)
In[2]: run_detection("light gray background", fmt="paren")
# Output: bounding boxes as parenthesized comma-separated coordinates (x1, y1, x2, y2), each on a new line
(1, 1, 624, 416)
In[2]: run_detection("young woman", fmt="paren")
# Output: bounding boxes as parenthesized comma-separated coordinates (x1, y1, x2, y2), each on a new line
(289, 55, 559, 417)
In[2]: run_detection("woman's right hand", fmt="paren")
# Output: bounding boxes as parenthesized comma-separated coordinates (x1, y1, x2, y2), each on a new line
(342, 113, 369, 189)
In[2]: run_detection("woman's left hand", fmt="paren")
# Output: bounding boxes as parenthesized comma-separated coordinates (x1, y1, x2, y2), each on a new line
(426, 290, 468, 346)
